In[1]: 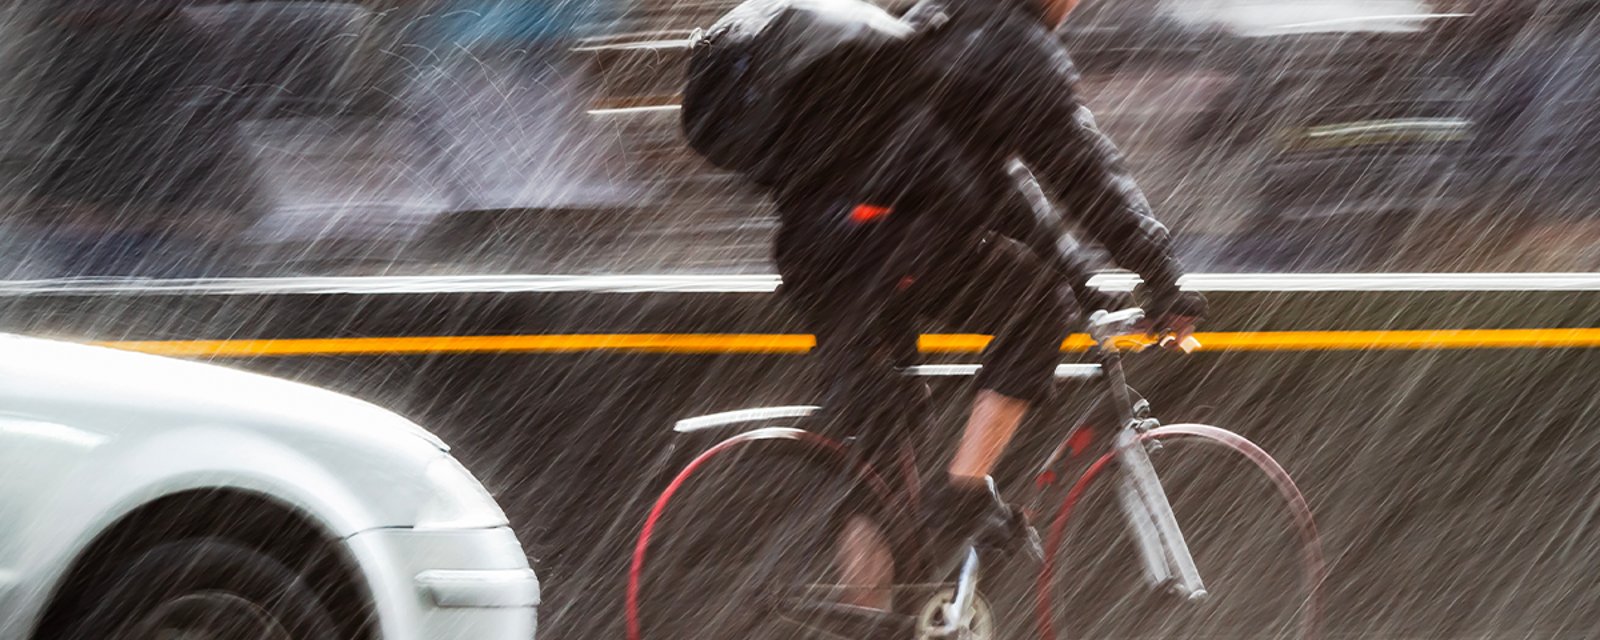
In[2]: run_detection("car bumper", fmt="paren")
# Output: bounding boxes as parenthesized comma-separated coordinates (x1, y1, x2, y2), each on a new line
(345, 526, 538, 639)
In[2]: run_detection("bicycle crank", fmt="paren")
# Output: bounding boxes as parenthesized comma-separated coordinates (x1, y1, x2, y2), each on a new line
(914, 588, 994, 640)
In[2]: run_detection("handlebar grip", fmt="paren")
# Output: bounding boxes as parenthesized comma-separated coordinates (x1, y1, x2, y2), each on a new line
(1156, 334, 1202, 353)
(1177, 336, 1202, 353)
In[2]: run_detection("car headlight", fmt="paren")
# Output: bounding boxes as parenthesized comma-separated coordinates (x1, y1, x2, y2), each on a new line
(416, 455, 508, 530)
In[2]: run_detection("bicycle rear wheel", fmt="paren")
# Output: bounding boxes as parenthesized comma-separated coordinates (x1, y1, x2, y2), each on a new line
(1037, 424, 1324, 639)
(628, 428, 895, 640)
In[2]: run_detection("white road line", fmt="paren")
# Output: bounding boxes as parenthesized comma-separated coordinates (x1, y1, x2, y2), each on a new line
(2, 273, 1599, 296)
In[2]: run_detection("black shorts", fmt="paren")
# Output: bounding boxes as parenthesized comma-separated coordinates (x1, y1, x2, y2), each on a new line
(779, 223, 1078, 441)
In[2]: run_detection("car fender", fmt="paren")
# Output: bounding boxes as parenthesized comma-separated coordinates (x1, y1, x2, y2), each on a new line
(2, 423, 442, 638)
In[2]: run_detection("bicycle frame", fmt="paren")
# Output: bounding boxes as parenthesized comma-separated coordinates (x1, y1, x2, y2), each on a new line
(912, 308, 1209, 601)
(638, 308, 1215, 640)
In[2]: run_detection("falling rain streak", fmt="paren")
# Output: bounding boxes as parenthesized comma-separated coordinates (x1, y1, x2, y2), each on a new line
(2, 1, 1600, 640)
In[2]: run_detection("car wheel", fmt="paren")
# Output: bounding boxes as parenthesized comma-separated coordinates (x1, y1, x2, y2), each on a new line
(59, 538, 343, 640)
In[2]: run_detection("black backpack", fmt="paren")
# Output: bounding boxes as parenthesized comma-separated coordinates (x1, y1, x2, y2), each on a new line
(680, 0, 914, 176)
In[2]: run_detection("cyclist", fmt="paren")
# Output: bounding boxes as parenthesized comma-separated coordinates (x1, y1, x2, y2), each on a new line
(750, 0, 1209, 612)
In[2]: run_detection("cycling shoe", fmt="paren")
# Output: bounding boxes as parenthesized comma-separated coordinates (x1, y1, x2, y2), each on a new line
(920, 475, 1030, 560)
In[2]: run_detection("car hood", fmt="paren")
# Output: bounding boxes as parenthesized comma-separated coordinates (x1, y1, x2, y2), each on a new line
(0, 333, 449, 451)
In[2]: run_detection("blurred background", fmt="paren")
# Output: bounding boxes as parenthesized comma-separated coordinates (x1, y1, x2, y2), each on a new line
(6, 3, 1600, 639)
(1, 0, 1597, 279)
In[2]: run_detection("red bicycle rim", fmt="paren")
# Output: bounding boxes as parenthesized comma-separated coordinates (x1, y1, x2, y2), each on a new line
(625, 427, 893, 640)
(1034, 424, 1325, 640)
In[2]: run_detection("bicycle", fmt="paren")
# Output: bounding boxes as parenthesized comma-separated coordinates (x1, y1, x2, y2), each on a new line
(627, 307, 1325, 639)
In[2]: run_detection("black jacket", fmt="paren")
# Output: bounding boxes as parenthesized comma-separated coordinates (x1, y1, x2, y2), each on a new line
(766, 0, 1185, 295)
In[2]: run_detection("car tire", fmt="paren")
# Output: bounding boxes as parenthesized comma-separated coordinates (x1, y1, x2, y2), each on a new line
(57, 538, 343, 640)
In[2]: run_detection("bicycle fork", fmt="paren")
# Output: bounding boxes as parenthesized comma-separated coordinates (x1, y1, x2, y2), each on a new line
(1096, 339, 1208, 603)
(1113, 422, 1209, 601)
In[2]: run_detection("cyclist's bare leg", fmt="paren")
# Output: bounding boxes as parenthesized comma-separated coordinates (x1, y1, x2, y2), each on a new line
(835, 515, 894, 610)
(832, 390, 1027, 611)
(949, 389, 1030, 481)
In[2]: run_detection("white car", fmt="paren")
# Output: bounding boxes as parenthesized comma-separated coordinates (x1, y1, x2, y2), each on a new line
(0, 334, 538, 639)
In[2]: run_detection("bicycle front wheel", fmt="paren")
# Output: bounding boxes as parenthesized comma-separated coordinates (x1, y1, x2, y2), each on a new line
(627, 428, 894, 640)
(1037, 424, 1324, 639)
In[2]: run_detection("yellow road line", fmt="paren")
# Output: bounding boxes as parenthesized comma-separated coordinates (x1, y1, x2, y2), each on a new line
(1195, 328, 1600, 351)
(94, 328, 1600, 358)
(97, 334, 818, 357)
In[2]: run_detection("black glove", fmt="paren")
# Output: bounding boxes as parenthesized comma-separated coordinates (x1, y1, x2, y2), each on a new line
(1146, 288, 1208, 323)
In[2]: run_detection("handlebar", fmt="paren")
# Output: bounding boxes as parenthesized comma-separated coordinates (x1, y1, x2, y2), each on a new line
(1087, 307, 1202, 354)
